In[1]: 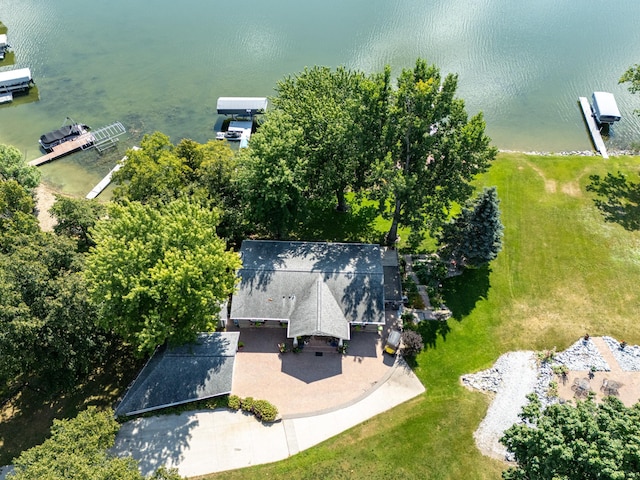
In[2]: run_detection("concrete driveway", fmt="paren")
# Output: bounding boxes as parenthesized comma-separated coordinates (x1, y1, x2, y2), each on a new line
(113, 359, 424, 477)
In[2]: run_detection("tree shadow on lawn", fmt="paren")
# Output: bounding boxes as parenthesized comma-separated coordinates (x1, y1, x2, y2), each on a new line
(587, 171, 640, 231)
(442, 265, 492, 321)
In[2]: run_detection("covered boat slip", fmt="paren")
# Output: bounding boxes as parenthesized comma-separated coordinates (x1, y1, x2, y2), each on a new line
(216, 96, 268, 116)
(0, 67, 33, 94)
(0, 34, 9, 59)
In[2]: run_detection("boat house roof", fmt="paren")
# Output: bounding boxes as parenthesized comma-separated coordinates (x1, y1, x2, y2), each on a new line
(216, 97, 268, 116)
(230, 241, 386, 339)
(592, 91, 621, 118)
(0, 68, 32, 86)
(114, 332, 239, 417)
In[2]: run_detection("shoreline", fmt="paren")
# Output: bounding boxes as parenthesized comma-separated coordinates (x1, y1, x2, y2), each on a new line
(498, 148, 638, 157)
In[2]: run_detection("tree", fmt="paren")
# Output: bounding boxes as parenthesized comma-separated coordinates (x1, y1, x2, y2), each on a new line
(8, 407, 183, 480)
(401, 330, 424, 357)
(0, 144, 40, 192)
(237, 110, 309, 239)
(112, 134, 243, 243)
(374, 59, 497, 246)
(620, 64, 640, 95)
(437, 186, 504, 268)
(0, 180, 39, 249)
(84, 198, 241, 355)
(501, 394, 640, 480)
(0, 231, 107, 390)
(271, 66, 390, 212)
(50, 195, 106, 251)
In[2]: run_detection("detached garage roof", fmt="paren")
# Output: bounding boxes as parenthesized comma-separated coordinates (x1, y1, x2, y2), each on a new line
(115, 332, 239, 417)
(216, 97, 268, 116)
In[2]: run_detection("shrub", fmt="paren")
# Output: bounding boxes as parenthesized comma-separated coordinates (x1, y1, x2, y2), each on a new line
(240, 396, 255, 412)
(401, 330, 424, 357)
(252, 399, 279, 422)
(228, 395, 241, 410)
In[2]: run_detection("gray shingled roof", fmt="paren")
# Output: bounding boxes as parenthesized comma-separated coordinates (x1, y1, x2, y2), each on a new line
(230, 241, 385, 338)
(115, 332, 239, 417)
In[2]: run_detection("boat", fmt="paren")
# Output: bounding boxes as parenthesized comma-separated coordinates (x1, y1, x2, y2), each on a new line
(224, 130, 243, 140)
(39, 118, 91, 152)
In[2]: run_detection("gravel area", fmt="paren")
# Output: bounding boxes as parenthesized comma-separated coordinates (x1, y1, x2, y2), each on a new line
(602, 336, 640, 371)
(462, 337, 624, 461)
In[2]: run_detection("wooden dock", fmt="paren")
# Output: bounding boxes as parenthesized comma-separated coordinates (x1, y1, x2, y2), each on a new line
(578, 97, 608, 159)
(28, 133, 94, 166)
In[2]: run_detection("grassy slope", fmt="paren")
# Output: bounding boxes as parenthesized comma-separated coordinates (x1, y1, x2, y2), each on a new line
(201, 152, 640, 480)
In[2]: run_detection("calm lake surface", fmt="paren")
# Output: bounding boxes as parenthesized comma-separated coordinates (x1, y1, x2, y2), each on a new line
(1, 0, 640, 195)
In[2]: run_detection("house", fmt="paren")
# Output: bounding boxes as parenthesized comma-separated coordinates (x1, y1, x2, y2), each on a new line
(230, 240, 399, 348)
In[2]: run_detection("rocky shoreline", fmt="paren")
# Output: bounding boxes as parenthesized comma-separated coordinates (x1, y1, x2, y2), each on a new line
(499, 149, 638, 157)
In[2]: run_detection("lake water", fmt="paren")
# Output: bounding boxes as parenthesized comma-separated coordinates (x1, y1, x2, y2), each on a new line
(1, 0, 640, 196)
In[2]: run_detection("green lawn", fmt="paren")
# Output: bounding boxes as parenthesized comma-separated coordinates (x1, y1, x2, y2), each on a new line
(200, 152, 640, 480)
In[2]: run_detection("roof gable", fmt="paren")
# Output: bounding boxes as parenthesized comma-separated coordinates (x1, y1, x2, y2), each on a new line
(231, 241, 385, 335)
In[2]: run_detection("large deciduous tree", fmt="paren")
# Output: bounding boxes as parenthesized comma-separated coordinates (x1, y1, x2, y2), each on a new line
(501, 394, 640, 480)
(375, 59, 497, 246)
(271, 66, 390, 212)
(85, 198, 241, 355)
(50, 195, 106, 252)
(437, 186, 504, 269)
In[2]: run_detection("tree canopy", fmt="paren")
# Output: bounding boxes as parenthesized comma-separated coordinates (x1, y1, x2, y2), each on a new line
(0, 144, 40, 193)
(241, 59, 495, 244)
(620, 64, 640, 95)
(9, 407, 182, 480)
(84, 198, 241, 355)
(112, 133, 243, 243)
(501, 394, 640, 480)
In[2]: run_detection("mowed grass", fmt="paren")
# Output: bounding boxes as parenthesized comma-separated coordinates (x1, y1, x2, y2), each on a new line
(201, 152, 640, 480)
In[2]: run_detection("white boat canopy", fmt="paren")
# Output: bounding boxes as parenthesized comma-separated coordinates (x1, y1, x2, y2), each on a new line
(216, 97, 268, 116)
(592, 91, 621, 124)
(0, 68, 32, 89)
(0, 34, 8, 49)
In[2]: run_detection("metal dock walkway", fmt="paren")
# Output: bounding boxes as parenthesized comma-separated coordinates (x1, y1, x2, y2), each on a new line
(28, 121, 127, 167)
(85, 147, 139, 199)
(578, 97, 608, 159)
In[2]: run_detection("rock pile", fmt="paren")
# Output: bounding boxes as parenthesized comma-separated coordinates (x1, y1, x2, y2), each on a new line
(603, 336, 640, 371)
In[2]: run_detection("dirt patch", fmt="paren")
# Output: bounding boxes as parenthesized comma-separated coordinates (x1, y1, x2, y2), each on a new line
(561, 181, 581, 197)
(34, 183, 59, 232)
(526, 162, 557, 193)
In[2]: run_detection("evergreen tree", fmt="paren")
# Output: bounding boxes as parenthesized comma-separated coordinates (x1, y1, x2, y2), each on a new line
(438, 186, 503, 269)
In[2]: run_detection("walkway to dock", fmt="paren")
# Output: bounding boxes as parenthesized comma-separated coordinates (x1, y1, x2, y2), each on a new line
(578, 97, 608, 159)
(86, 147, 138, 199)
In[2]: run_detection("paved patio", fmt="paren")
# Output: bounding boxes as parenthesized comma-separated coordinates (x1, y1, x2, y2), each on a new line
(230, 319, 398, 416)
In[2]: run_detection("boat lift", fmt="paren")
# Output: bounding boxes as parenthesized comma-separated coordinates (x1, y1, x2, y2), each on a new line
(88, 122, 127, 152)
